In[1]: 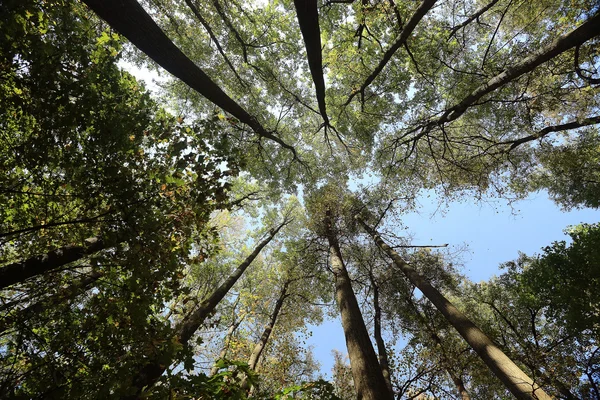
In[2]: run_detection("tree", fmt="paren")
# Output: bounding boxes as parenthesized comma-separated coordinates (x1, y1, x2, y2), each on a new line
(519, 223, 600, 337)
(358, 215, 551, 400)
(3, 0, 600, 398)
(0, 1, 237, 397)
(306, 185, 394, 400)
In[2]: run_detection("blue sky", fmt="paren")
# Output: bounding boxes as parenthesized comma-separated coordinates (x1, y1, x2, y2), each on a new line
(306, 189, 599, 378)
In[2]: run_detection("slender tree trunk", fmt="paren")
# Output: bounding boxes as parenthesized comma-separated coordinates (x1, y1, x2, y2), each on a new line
(209, 296, 244, 377)
(0, 270, 103, 334)
(124, 220, 287, 399)
(324, 212, 394, 400)
(0, 237, 104, 289)
(368, 271, 394, 394)
(209, 317, 243, 376)
(358, 217, 552, 400)
(452, 375, 471, 400)
(247, 281, 288, 371)
(240, 281, 289, 392)
(406, 295, 472, 400)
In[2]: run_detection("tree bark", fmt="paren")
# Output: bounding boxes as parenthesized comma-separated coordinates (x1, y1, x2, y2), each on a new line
(405, 296, 472, 400)
(240, 281, 289, 391)
(293, 0, 329, 125)
(324, 212, 394, 400)
(0, 271, 103, 334)
(0, 237, 104, 289)
(368, 270, 394, 394)
(81, 0, 296, 155)
(209, 296, 244, 377)
(124, 219, 288, 399)
(358, 217, 552, 400)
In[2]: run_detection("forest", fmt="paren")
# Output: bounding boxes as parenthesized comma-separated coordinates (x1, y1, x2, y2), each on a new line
(0, 0, 599, 399)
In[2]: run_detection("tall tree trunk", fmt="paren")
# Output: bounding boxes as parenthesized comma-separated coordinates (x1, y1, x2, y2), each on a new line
(81, 0, 296, 155)
(125, 220, 288, 399)
(0, 270, 103, 334)
(209, 317, 243, 377)
(358, 217, 552, 400)
(247, 281, 288, 371)
(209, 295, 244, 377)
(293, 0, 329, 125)
(368, 270, 394, 394)
(324, 212, 394, 400)
(240, 281, 289, 392)
(0, 237, 104, 289)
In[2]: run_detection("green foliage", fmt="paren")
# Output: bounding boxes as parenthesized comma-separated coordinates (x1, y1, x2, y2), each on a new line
(2, 0, 600, 398)
(0, 0, 238, 397)
(529, 129, 600, 209)
(272, 379, 341, 400)
(519, 223, 600, 336)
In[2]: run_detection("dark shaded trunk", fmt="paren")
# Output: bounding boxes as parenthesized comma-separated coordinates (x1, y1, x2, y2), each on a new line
(368, 271, 393, 394)
(0, 271, 103, 334)
(358, 217, 552, 400)
(293, 0, 329, 125)
(0, 237, 104, 289)
(125, 220, 287, 399)
(81, 0, 296, 155)
(324, 213, 394, 400)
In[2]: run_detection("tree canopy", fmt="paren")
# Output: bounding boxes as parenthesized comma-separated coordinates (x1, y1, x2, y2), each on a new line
(1, 0, 599, 398)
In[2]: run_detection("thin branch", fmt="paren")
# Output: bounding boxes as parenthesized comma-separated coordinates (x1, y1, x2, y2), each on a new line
(344, 0, 437, 107)
(183, 0, 246, 87)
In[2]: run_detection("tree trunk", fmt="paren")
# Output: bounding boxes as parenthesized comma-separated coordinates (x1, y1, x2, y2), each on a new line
(324, 213, 394, 400)
(209, 296, 244, 377)
(452, 375, 471, 400)
(209, 318, 243, 376)
(240, 281, 289, 391)
(0, 237, 104, 289)
(125, 220, 287, 399)
(247, 281, 288, 371)
(0, 270, 103, 334)
(406, 296, 472, 400)
(81, 0, 296, 154)
(368, 271, 394, 394)
(358, 217, 552, 400)
(293, 0, 329, 124)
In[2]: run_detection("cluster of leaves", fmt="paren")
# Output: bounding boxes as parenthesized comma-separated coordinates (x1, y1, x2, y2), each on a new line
(0, 0, 241, 397)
